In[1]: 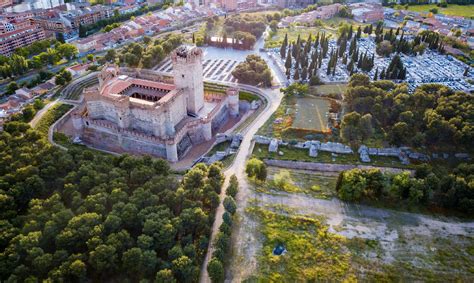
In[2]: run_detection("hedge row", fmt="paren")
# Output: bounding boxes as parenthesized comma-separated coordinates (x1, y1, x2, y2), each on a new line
(207, 175, 239, 283)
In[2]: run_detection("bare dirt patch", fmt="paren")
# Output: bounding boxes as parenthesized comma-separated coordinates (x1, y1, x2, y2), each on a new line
(228, 168, 474, 281)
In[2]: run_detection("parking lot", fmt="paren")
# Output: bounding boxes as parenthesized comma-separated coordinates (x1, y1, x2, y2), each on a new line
(154, 57, 240, 83)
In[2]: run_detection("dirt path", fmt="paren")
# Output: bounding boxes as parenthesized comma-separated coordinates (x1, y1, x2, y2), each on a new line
(199, 86, 283, 283)
(29, 100, 58, 128)
(235, 186, 474, 278)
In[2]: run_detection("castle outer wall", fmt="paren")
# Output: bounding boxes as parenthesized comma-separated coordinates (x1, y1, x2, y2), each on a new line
(72, 46, 240, 162)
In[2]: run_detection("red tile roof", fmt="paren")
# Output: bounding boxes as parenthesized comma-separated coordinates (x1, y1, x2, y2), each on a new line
(103, 76, 175, 95)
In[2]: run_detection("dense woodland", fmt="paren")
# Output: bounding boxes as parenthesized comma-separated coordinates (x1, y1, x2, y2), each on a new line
(340, 74, 473, 150)
(0, 122, 224, 282)
(336, 163, 474, 214)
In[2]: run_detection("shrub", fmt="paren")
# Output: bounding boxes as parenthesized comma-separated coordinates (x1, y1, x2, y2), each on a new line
(207, 258, 224, 283)
(226, 175, 239, 198)
(223, 196, 237, 214)
(222, 212, 233, 226)
(245, 158, 267, 181)
(215, 232, 230, 251)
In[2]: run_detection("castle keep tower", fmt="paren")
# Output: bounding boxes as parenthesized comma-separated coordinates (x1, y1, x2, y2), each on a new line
(171, 45, 204, 115)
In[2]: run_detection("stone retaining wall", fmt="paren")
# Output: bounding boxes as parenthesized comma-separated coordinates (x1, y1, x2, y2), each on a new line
(263, 159, 414, 175)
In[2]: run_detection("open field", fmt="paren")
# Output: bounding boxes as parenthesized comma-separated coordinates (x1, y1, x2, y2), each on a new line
(395, 4, 474, 18)
(292, 97, 330, 132)
(263, 166, 338, 199)
(265, 17, 361, 48)
(310, 83, 347, 97)
(266, 26, 332, 48)
(229, 170, 474, 281)
(257, 95, 334, 138)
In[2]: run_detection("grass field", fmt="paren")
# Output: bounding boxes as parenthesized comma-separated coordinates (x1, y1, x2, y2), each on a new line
(246, 200, 474, 282)
(246, 205, 352, 281)
(292, 97, 330, 131)
(266, 17, 362, 48)
(395, 4, 474, 18)
(266, 26, 332, 48)
(257, 95, 333, 138)
(310, 84, 347, 98)
(264, 167, 338, 199)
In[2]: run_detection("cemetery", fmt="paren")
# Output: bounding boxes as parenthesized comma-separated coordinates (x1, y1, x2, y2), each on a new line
(270, 32, 473, 92)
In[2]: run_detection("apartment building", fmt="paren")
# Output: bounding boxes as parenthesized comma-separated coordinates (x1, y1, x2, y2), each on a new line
(64, 5, 113, 30)
(0, 0, 12, 9)
(0, 26, 46, 56)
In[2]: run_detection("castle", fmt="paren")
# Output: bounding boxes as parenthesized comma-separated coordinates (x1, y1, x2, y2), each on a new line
(71, 45, 239, 162)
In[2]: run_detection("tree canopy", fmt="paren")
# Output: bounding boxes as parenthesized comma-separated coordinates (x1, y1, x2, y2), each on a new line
(232, 55, 273, 87)
(341, 74, 473, 149)
(336, 164, 474, 214)
(0, 122, 224, 282)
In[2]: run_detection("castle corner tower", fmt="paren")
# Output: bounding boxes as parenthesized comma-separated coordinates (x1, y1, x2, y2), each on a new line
(171, 45, 204, 115)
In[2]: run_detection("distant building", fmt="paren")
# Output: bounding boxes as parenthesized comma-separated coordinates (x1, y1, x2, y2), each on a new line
(0, 20, 15, 33)
(350, 3, 383, 23)
(274, 0, 314, 8)
(30, 11, 73, 34)
(62, 4, 114, 31)
(0, 25, 46, 56)
(0, 0, 12, 9)
(279, 3, 342, 27)
(74, 36, 97, 53)
(222, 0, 238, 11)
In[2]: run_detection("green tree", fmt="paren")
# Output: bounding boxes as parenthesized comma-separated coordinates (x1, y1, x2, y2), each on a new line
(340, 112, 362, 144)
(376, 40, 393, 57)
(359, 114, 373, 141)
(6, 81, 18, 95)
(207, 258, 224, 283)
(171, 256, 197, 282)
(390, 122, 410, 146)
(69, 259, 87, 279)
(105, 49, 117, 62)
(281, 82, 308, 96)
(122, 247, 143, 275)
(155, 269, 176, 283)
(226, 175, 239, 198)
(245, 158, 267, 181)
(223, 196, 237, 214)
(57, 43, 78, 60)
(88, 244, 117, 273)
